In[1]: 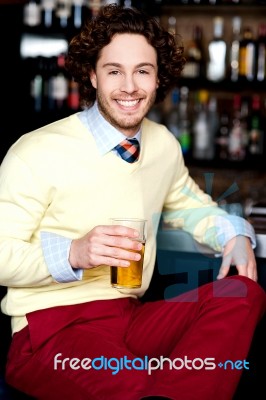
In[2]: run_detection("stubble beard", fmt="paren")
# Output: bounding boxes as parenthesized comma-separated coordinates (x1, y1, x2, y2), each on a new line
(96, 91, 157, 135)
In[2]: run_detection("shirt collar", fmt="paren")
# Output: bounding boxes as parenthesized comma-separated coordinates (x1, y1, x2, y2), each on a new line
(78, 102, 141, 156)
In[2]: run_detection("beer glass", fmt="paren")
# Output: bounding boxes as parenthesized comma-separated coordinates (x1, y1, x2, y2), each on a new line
(110, 218, 146, 289)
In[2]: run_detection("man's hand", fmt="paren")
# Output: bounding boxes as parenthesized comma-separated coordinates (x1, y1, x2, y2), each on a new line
(69, 225, 142, 269)
(217, 235, 257, 281)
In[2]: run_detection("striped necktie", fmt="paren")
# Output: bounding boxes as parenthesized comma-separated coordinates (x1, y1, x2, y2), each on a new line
(114, 138, 140, 163)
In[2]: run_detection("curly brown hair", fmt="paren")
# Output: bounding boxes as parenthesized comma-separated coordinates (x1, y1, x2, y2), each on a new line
(65, 4, 185, 108)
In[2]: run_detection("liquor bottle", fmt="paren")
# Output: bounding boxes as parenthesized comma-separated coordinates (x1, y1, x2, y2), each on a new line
(71, 0, 90, 30)
(216, 112, 230, 160)
(256, 23, 266, 82)
(56, 0, 71, 29)
(239, 97, 249, 150)
(228, 95, 248, 161)
(229, 16, 242, 82)
(68, 78, 80, 111)
(192, 90, 210, 160)
(206, 96, 219, 160)
(181, 26, 205, 79)
(248, 95, 264, 156)
(178, 86, 191, 156)
(52, 53, 69, 111)
(43, 56, 57, 111)
(41, 0, 56, 29)
(23, 0, 41, 28)
(30, 56, 44, 112)
(165, 87, 180, 140)
(239, 27, 256, 81)
(89, 0, 103, 17)
(207, 17, 227, 82)
(167, 16, 176, 36)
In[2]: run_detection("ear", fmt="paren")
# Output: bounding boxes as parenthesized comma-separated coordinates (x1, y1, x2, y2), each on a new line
(90, 70, 97, 89)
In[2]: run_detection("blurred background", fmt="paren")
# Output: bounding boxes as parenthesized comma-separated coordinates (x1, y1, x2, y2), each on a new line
(0, 0, 266, 224)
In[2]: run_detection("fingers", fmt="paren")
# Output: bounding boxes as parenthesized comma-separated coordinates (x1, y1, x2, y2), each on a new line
(69, 225, 143, 270)
(217, 260, 258, 282)
(96, 225, 140, 240)
(87, 236, 142, 266)
(217, 236, 258, 282)
(217, 263, 230, 280)
(237, 263, 257, 281)
(240, 258, 258, 282)
(93, 226, 141, 251)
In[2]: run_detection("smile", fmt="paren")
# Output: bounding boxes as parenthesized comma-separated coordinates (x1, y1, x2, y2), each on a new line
(116, 99, 140, 107)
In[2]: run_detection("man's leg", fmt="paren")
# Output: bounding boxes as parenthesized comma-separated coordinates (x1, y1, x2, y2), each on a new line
(5, 298, 156, 400)
(126, 276, 266, 400)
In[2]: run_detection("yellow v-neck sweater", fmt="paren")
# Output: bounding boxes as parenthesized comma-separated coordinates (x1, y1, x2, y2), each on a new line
(0, 114, 226, 334)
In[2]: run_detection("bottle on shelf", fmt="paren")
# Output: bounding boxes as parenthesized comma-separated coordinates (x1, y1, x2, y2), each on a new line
(41, 0, 56, 29)
(239, 26, 256, 82)
(248, 95, 264, 156)
(228, 94, 248, 161)
(30, 56, 44, 113)
(207, 17, 227, 82)
(256, 23, 266, 82)
(178, 86, 191, 156)
(181, 25, 205, 79)
(89, 0, 103, 17)
(167, 15, 177, 36)
(23, 0, 42, 28)
(26, 52, 80, 117)
(192, 90, 210, 160)
(56, 0, 71, 29)
(52, 53, 69, 111)
(165, 87, 180, 139)
(216, 111, 230, 160)
(207, 95, 219, 160)
(71, 0, 89, 30)
(229, 16, 242, 82)
(43, 56, 57, 111)
(68, 78, 80, 111)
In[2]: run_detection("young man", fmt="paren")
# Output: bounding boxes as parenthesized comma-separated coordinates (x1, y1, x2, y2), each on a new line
(0, 4, 265, 400)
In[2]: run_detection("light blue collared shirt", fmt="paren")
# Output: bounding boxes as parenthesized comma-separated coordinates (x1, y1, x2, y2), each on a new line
(41, 103, 255, 283)
(79, 102, 141, 155)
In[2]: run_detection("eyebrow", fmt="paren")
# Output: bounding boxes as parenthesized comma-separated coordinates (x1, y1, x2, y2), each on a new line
(102, 62, 156, 69)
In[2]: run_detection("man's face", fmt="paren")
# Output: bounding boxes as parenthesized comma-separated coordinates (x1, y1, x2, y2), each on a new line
(90, 33, 158, 137)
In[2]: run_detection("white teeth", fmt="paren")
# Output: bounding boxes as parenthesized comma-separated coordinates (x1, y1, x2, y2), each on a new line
(117, 100, 139, 107)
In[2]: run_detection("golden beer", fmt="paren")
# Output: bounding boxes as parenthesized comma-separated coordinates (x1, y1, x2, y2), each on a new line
(111, 243, 145, 288)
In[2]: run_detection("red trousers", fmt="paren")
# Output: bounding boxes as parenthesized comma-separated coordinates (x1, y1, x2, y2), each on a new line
(5, 276, 266, 400)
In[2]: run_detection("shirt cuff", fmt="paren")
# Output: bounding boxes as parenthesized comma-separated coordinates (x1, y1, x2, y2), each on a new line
(215, 215, 256, 249)
(41, 231, 83, 283)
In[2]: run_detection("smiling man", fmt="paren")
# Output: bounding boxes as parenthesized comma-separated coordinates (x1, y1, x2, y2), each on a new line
(90, 33, 159, 136)
(1, 4, 265, 400)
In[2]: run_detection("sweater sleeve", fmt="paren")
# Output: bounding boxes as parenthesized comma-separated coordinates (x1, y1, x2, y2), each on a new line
(162, 140, 237, 252)
(0, 149, 55, 287)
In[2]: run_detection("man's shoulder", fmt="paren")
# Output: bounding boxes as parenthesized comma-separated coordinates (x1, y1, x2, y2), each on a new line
(143, 117, 176, 138)
(11, 114, 85, 151)
(142, 117, 180, 149)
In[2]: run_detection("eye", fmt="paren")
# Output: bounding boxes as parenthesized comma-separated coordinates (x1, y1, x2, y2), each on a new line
(109, 70, 120, 75)
(138, 69, 149, 74)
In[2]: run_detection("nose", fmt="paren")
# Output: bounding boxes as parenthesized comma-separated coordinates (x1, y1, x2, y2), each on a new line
(120, 74, 138, 93)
